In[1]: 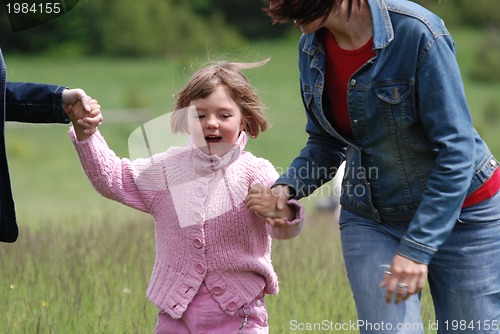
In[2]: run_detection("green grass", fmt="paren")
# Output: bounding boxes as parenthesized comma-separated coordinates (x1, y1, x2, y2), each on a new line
(0, 219, 157, 333)
(1, 27, 499, 333)
(1, 212, 439, 333)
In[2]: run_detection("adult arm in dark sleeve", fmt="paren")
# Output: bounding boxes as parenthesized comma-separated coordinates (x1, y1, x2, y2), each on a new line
(5, 82, 69, 123)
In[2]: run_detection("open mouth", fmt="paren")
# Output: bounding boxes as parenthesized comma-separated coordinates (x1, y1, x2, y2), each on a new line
(205, 135, 222, 143)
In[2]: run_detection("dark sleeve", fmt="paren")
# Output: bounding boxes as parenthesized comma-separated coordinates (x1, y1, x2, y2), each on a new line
(5, 82, 69, 123)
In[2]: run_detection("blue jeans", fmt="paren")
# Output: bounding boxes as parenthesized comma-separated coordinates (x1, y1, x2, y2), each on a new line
(339, 191, 500, 334)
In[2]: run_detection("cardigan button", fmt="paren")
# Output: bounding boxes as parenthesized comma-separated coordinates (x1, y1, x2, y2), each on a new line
(195, 187, 206, 197)
(193, 238, 203, 249)
(196, 263, 205, 274)
(227, 302, 237, 312)
(193, 211, 204, 223)
(212, 286, 223, 295)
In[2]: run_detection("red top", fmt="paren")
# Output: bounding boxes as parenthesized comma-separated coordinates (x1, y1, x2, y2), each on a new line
(462, 167, 500, 208)
(323, 29, 374, 139)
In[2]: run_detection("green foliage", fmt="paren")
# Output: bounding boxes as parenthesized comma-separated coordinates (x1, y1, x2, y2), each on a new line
(413, 1, 500, 83)
(188, 0, 293, 40)
(483, 99, 500, 125)
(84, 0, 244, 57)
(2, 0, 499, 57)
(414, 0, 500, 27)
(0, 0, 88, 54)
(1, 0, 244, 57)
(470, 28, 500, 83)
(457, 0, 500, 27)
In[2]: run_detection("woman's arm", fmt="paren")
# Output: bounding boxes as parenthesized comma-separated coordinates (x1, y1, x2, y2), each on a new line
(5, 82, 92, 123)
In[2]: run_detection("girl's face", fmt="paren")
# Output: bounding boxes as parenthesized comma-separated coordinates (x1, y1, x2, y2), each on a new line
(188, 85, 245, 156)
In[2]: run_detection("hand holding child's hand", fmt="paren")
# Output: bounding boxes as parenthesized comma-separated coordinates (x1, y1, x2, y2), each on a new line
(62, 88, 90, 113)
(246, 184, 280, 216)
(246, 184, 295, 226)
(67, 96, 102, 141)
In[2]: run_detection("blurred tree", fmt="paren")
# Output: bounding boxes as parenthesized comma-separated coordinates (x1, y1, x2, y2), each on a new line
(456, 0, 500, 27)
(188, 0, 292, 39)
(470, 27, 500, 82)
(0, 1, 88, 55)
(82, 0, 245, 57)
(414, 0, 499, 27)
(1, 0, 243, 57)
(1, 0, 498, 56)
(414, 0, 500, 83)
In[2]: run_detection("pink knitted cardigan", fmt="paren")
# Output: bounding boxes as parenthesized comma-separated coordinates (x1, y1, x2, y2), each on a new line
(70, 129, 304, 319)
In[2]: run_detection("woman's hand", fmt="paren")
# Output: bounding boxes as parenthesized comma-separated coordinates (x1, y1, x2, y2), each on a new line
(245, 184, 294, 225)
(379, 254, 428, 304)
(62, 88, 90, 113)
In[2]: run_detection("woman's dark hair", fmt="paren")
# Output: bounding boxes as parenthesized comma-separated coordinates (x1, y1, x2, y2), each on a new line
(264, 0, 361, 25)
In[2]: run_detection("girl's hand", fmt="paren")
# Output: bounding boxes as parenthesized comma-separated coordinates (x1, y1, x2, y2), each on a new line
(68, 97, 102, 141)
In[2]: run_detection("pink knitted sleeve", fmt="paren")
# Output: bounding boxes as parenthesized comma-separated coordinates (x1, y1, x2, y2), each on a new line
(69, 127, 158, 213)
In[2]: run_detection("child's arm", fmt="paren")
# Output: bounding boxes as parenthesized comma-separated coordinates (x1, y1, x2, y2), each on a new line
(246, 184, 304, 240)
(68, 103, 159, 213)
(66, 97, 102, 141)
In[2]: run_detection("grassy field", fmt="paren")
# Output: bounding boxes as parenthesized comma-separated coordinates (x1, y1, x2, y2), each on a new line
(1, 27, 499, 333)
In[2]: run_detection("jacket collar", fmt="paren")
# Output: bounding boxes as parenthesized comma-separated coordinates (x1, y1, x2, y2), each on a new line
(368, 0, 394, 49)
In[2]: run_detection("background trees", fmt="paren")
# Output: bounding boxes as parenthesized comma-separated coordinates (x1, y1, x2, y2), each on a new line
(0, 0, 288, 56)
(1, 0, 499, 81)
(1, 0, 498, 57)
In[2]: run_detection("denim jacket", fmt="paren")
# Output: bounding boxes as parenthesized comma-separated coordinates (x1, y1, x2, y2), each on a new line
(0, 48, 68, 242)
(275, 0, 498, 264)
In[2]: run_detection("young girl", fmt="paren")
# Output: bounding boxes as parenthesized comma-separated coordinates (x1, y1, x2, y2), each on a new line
(68, 60, 304, 333)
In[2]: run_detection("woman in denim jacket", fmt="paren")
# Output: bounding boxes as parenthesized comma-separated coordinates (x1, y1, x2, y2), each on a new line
(0, 48, 101, 243)
(249, 0, 500, 332)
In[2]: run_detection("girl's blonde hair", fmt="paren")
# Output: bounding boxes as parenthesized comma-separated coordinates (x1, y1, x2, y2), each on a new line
(171, 59, 270, 138)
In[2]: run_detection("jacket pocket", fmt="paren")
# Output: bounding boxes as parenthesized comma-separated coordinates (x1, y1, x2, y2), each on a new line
(374, 81, 414, 129)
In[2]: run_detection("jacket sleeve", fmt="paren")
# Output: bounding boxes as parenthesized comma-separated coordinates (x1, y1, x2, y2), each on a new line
(69, 127, 161, 213)
(6, 82, 69, 123)
(397, 33, 475, 264)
